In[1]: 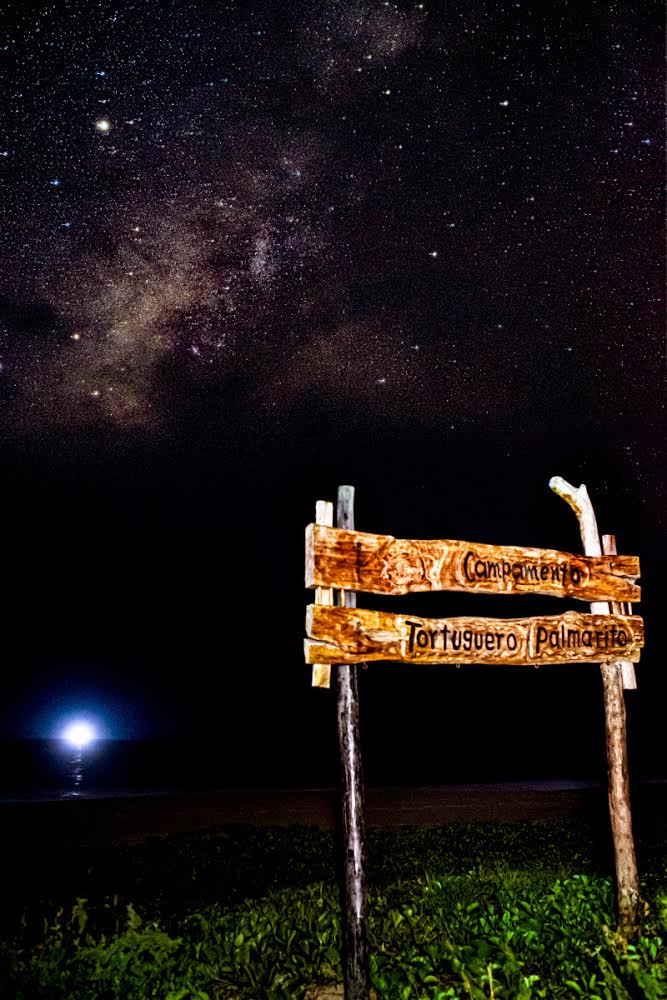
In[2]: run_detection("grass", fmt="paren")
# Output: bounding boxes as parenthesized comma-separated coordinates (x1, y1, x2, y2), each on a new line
(2, 820, 667, 999)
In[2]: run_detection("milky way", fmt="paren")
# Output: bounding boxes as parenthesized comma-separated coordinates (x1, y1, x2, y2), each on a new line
(1, 0, 663, 448)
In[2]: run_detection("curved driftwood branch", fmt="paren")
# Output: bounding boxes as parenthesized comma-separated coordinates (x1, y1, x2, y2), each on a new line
(549, 476, 603, 566)
(550, 476, 641, 939)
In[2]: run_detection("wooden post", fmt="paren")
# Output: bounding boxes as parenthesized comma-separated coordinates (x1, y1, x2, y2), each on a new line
(550, 478, 641, 938)
(312, 500, 335, 689)
(336, 485, 370, 1000)
(602, 534, 637, 691)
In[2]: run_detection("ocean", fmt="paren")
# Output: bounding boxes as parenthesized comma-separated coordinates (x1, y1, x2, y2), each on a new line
(2, 739, 664, 804)
(0, 739, 299, 801)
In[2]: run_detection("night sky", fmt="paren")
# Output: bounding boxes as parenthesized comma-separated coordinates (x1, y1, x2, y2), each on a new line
(1, 1, 664, 784)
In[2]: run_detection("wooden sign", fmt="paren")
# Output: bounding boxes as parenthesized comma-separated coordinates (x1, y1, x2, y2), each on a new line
(305, 605, 644, 666)
(305, 480, 646, 961)
(306, 524, 640, 603)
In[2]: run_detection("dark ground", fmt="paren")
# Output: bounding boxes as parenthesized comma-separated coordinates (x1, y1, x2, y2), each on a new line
(3, 782, 667, 848)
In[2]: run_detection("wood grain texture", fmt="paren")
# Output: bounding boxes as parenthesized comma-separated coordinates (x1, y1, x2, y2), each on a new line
(305, 606, 644, 666)
(600, 657, 641, 937)
(603, 533, 637, 691)
(311, 500, 335, 689)
(305, 524, 640, 602)
(552, 477, 641, 938)
(334, 485, 371, 1000)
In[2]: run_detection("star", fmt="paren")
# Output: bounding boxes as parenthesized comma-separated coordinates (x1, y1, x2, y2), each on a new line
(95, 119, 112, 132)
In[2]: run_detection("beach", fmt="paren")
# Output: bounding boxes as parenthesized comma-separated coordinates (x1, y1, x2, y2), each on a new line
(4, 780, 665, 848)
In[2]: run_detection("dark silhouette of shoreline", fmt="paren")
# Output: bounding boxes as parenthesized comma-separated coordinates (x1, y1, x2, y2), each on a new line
(2, 780, 666, 848)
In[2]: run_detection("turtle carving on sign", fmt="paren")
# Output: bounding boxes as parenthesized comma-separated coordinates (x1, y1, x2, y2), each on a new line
(378, 538, 431, 591)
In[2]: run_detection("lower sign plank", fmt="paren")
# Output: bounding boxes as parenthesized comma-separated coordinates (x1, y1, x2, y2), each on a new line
(305, 606, 644, 666)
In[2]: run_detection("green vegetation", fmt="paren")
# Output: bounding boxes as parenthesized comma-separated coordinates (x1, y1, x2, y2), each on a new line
(2, 821, 667, 999)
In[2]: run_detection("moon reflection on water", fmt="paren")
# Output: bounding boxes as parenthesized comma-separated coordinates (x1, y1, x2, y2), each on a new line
(61, 720, 97, 797)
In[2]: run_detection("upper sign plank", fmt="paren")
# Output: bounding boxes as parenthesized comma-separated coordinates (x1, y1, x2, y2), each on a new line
(305, 524, 640, 603)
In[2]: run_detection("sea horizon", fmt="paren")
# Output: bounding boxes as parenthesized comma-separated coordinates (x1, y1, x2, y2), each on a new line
(0, 738, 664, 803)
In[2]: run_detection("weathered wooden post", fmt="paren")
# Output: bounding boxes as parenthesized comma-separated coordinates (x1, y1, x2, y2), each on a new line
(311, 500, 335, 690)
(602, 533, 636, 692)
(549, 477, 641, 938)
(336, 485, 370, 1000)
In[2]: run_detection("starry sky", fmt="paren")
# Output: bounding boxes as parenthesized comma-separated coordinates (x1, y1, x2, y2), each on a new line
(0, 1, 664, 780)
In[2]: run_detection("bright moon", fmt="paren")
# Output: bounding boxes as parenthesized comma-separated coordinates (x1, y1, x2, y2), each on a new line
(62, 721, 96, 747)
(95, 119, 111, 132)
